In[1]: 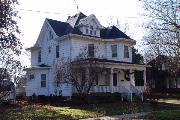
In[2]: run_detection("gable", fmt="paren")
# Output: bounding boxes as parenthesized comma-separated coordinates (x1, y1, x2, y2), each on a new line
(78, 14, 103, 29)
(67, 12, 87, 27)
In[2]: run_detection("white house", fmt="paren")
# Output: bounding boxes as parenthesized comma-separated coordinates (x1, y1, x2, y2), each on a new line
(26, 12, 149, 101)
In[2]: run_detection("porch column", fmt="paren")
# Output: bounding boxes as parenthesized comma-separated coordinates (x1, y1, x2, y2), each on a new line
(110, 68, 114, 93)
(130, 69, 135, 86)
(143, 70, 146, 88)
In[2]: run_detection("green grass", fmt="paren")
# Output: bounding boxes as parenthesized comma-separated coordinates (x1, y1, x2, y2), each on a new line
(146, 110, 180, 120)
(0, 100, 180, 120)
(0, 104, 99, 120)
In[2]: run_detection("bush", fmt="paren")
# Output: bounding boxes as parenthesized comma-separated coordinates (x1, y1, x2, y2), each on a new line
(72, 93, 122, 105)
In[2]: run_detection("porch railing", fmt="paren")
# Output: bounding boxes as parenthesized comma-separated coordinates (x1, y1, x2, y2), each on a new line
(91, 85, 144, 102)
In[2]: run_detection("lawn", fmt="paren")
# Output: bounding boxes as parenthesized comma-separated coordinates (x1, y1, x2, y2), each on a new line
(0, 100, 180, 120)
(143, 110, 180, 120)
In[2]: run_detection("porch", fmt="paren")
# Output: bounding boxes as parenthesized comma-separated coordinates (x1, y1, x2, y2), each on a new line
(88, 62, 149, 102)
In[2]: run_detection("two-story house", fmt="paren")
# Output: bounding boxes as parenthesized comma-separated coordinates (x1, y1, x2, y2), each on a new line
(26, 12, 149, 101)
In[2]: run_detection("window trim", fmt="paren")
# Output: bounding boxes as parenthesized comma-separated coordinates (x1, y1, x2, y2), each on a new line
(111, 45, 118, 58)
(86, 29, 89, 34)
(41, 74, 46, 88)
(29, 74, 34, 80)
(56, 45, 59, 58)
(49, 30, 53, 40)
(38, 51, 41, 63)
(124, 45, 129, 58)
(88, 44, 95, 58)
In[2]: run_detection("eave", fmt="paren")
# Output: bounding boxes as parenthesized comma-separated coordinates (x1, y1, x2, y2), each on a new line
(26, 46, 41, 51)
(24, 66, 51, 71)
(56, 34, 136, 45)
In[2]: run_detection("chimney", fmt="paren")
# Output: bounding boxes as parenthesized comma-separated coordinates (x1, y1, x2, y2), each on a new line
(67, 16, 71, 20)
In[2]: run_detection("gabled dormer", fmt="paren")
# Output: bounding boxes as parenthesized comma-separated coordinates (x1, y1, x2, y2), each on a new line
(78, 14, 103, 37)
(67, 12, 103, 37)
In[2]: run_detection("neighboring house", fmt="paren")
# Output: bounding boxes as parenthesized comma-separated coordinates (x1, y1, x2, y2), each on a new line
(147, 55, 180, 93)
(26, 12, 149, 101)
(0, 80, 16, 103)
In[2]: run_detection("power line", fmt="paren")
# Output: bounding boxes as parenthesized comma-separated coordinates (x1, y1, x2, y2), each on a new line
(19, 8, 64, 15)
(18, 8, 147, 20)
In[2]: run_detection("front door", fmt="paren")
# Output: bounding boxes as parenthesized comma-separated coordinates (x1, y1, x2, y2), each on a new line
(113, 73, 117, 86)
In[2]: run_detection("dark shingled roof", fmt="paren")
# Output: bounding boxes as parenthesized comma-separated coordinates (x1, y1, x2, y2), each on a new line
(76, 58, 146, 65)
(47, 18, 82, 37)
(47, 13, 131, 39)
(38, 64, 51, 67)
(100, 26, 131, 39)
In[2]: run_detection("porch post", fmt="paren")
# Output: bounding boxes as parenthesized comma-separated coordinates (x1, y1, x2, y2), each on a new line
(143, 70, 146, 88)
(110, 68, 114, 93)
(130, 69, 135, 86)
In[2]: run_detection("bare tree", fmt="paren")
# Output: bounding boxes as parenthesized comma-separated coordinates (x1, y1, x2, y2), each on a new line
(140, 0, 179, 73)
(54, 47, 106, 97)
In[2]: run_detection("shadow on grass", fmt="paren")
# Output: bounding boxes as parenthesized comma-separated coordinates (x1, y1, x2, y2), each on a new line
(1, 99, 180, 120)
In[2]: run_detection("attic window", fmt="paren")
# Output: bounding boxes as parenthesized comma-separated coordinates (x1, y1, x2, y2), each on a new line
(90, 26, 93, 30)
(49, 30, 53, 40)
(86, 29, 89, 34)
(90, 26, 93, 35)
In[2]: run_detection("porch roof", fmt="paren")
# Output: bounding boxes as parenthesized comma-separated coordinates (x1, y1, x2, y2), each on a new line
(24, 64, 51, 71)
(81, 58, 150, 71)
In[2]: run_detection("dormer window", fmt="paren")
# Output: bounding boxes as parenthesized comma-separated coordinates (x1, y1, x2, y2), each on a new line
(49, 30, 53, 40)
(86, 29, 89, 34)
(90, 25, 93, 35)
(124, 45, 129, 58)
(90, 26, 93, 30)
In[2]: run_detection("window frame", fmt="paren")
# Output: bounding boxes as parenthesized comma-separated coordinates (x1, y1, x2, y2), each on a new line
(38, 51, 41, 63)
(88, 44, 95, 58)
(41, 74, 46, 88)
(124, 45, 129, 58)
(29, 74, 34, 80)
(111, 45, 118, 58)
(49, 30, 53, 40)
(56, 45, 59, 58)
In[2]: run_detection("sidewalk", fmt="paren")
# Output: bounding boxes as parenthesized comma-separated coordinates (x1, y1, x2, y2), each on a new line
(81, 112, 150, 120)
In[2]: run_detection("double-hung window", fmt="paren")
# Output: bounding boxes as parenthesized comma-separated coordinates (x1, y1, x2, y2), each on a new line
(41, 74, 46, 87)
(124, 45, 129, 58)
(56, 45, 59, 58)
(111, 45, 117, 57)
(38, 51, 41, 63)
(88, 44, 94, 58)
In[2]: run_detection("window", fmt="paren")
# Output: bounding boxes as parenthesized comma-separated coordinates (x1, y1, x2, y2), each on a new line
(38, 51, 41, 63)
(94, 31, 96, 35)
(134, 71, 144, 86)
(86, 29, 89, 34)
(49, 30, 53, 40)
(88, 44, 94, 58)
(124, 45, 129, 58)
(111, 45, 117, 57)
(90, 26, 93, 35)
(29, 74, 34, 80)
(48, 46, 51, 53)
(90, 30, 93, 35)
(113, 73, 117, 86)
(90, 25, 93, 30)
(56, 45, 59, 58)
(41, 74, 46, 87)
(95, 74, 98, 85)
